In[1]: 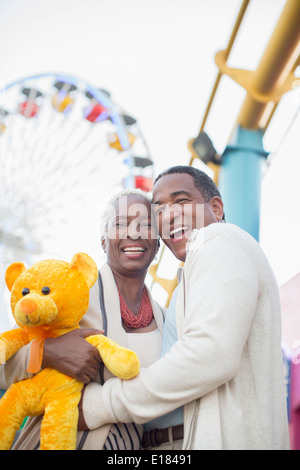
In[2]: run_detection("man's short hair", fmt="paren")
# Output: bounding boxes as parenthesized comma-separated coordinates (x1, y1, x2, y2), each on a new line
(154, 165, 225, 221)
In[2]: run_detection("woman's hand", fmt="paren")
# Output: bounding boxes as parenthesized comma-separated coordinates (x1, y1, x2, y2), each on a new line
(42, 328, 103, 383)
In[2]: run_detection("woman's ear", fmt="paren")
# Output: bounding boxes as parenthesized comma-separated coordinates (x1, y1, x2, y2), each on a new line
(210, 196, 224, 222)
(101, 236, 107, 253)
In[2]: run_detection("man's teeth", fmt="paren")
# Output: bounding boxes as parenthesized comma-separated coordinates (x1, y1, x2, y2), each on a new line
(170, 227, 188, 237)
(123, 247, 146, 253)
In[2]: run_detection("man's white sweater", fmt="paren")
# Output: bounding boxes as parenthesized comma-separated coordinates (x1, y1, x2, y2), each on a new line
(83, 223, 290, 450)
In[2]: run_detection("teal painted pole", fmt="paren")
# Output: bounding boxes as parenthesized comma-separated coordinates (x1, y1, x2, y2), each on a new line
(218, 126, 268, 241)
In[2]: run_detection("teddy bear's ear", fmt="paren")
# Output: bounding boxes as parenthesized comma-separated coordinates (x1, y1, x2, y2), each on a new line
(5, 263, 27, 292)
(70, 253, 98, 289)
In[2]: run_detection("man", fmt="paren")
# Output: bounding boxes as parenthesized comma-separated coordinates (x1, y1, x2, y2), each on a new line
(80, 166, 290, 450)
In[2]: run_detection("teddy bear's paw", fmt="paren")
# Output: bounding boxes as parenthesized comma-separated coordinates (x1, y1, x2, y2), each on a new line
(87, 335, 141, 380)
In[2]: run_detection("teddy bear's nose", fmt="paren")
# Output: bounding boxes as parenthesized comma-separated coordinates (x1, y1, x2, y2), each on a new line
(19, 298, 38, 315)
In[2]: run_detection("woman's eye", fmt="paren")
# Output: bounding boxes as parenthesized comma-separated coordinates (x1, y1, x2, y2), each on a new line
(22, 288, 30, 296)
(41, 287, 51, 295)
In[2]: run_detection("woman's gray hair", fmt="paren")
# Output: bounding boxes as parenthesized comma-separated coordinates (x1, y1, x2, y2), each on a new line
(100, 188, 151, 238)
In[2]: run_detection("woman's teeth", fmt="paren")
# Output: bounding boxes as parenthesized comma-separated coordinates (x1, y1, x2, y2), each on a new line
(123, 247, 146, 253)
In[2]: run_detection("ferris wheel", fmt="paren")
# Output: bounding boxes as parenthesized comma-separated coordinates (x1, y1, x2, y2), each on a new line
(0, 72, 154, 331)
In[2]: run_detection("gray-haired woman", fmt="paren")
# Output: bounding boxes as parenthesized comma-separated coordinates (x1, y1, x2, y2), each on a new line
(1, 189, 165, 450)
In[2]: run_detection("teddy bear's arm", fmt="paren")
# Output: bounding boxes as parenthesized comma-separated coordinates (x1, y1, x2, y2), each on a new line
(85, 334, 140, 380)
(0, 329, 30, 364)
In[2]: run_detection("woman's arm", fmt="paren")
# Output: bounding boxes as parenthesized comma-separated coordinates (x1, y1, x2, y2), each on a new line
(0, 329, 31, 388)
(0, 344, 32, 389)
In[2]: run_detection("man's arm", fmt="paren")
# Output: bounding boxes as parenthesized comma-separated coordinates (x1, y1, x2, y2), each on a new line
(42, 329, 103, 383)
(82, 234, 259, 429)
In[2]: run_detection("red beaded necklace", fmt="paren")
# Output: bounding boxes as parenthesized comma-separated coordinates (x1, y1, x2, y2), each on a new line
(118, 287, 153, 329)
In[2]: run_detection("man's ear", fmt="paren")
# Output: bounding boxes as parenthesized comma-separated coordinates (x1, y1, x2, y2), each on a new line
(210, 196, 224, 222)
(70, 253, 98, 289)
(5, 263, 26, 292)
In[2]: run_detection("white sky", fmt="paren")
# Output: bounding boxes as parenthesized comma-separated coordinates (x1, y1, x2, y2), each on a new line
(0, 0, 299, 330)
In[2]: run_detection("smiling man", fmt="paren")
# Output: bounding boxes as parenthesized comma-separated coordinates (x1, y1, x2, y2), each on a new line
(152, 167, 225, 262)
(81, 166, 290, 450)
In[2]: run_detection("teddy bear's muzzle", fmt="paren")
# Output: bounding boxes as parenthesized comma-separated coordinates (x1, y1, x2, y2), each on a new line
(15, 294, 59, 327)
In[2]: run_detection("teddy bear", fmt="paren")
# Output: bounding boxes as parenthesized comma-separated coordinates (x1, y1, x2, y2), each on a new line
(0, 253, 140, 450)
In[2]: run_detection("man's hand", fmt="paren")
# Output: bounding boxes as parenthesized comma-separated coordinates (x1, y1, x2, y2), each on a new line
(42, 329, 103, 384)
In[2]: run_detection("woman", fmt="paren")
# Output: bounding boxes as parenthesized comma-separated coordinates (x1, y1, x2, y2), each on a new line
(0, 189, 164, 450)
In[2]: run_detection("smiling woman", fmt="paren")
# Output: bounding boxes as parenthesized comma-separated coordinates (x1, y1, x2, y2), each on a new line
(101, 190, 160, 332)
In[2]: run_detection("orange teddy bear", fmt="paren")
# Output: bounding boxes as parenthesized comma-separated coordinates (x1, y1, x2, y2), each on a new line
(0, 253, 140, 450)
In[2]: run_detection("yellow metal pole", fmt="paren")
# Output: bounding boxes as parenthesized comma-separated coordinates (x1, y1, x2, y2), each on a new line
(189, 0, 251, 181)
(237, 0, 300, 129)
(199, 0, 251, 133)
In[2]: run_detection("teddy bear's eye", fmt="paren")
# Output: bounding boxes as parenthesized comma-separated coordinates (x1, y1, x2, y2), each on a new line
(41, 286, 51, 295)
(22, 288, 30, 296)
